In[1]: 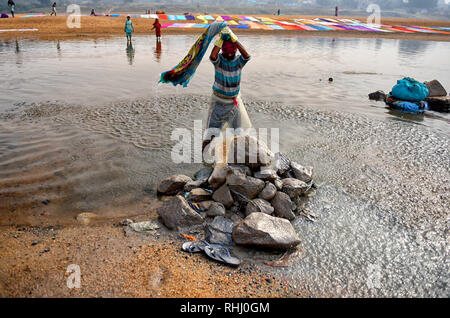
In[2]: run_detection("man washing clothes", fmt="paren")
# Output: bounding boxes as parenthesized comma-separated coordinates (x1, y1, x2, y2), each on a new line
(202, 26, 252, 152)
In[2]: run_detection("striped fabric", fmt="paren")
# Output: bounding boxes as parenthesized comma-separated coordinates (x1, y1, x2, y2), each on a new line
(210, 54, 250, 98)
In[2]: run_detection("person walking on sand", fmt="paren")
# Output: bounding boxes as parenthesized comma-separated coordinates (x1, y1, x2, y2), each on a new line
(335, 6, 338, 17)
(202, 27, 252, 151)
(50, 2, 57, 16)
(8, 0, 15, 18)
(152, 18, 161, 41)
(124, 16, 134, 43)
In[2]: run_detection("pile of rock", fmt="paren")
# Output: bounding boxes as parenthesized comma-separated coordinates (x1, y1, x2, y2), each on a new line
(156, 135, 314, 250)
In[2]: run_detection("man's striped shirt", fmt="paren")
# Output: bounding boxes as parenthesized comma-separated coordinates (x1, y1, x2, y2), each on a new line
(210, 53, 250, 98)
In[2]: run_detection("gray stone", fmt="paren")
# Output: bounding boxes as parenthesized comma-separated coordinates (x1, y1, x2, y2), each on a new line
(156, 195, 204, 231)
(197, 200, 215, 211)
(424, 80, 447, 97)
(290, 162, 313, 183)
(254, 167, 278, 181)
(194, 167, 213, 181)
(425, 96, 450, 112)
(271, 191, 295, 220)
(281, 178, 309, 199)
(368, 90, 386, 101)
(187, 188, 212, 202)
(227, 212, 244, 224)
(228, 165, 252, 177)
(232, 213, 300, 249)
(206, 216, 235, 245)
(129, 220, 160, 233)
(183, 180, 205, 192)
(273, 152, 291, 175)
(259, 182, 277, 201)
(208, 164, 228, 189)
(245, 198, 274, 216)
(157, 174, 192, 195)
(212, 184, 234, 208)
(206, 202, 226, 217)
(227, 173, 265, 200)
(228, 135, 273, 169)
(274, 178, 283, 190)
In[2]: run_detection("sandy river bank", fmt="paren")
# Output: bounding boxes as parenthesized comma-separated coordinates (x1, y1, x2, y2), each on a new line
(1, 15, 450, 42)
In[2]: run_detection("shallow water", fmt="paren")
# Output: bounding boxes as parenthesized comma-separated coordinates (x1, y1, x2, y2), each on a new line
(0, 35, 449, 297)
(1, 35, 449, 131)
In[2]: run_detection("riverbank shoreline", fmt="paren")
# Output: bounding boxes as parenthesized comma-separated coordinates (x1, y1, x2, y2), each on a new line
(1, 15, 450, 42)
(0, 218, 298, 297)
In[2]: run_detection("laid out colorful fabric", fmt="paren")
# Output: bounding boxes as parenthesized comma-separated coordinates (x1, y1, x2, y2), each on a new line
(160, 22, 227, 87)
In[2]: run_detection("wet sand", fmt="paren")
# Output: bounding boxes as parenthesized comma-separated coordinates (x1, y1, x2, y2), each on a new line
(1, 15, 450, 42)
(0, 218, 297, 297)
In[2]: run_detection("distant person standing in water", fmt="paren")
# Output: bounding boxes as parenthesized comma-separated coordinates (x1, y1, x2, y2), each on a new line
(277, 9, 280, 16)
(8, 0, 15, 18)
(152, 18, 161, 41)
(50, 2, 57, 16)
(124, 16, 134, 43)
(335, 6, 338, 17)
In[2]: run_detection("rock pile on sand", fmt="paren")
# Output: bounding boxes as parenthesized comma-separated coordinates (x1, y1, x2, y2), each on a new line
(156, 135, 314, 250)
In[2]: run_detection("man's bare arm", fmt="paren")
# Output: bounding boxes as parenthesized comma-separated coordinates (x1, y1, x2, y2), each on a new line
(236, 41, 250, 59)
(210, 45, 221, 61)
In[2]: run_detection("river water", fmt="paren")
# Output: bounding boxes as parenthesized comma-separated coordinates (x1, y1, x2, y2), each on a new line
(0, 35, 448, 297)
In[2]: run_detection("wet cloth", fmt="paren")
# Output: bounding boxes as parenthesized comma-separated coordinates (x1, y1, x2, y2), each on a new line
(391, 77, 429, 102)
(204, 93, 252, 141)
(160, 21, 227, 87)
(211, 53, 250, 98)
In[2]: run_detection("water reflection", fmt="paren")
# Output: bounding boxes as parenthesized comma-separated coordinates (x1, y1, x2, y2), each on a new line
(14, 38, 22, 65)
(126, 42, 135, 65)
(386, 108, 425, 123)
(154, 40, 162, 63)
(398, 40, 432, 59)
(56, 40, 61, 59)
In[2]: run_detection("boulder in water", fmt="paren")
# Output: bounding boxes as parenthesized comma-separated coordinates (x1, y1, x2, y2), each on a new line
(290, 161, 313, 183)
(245, 198, 274, 216)
(227, 172, 265, 200)
(157, 174, 192, 195)
(281, 178, 308, 199)
(259, 182, 277, 201)
(271, 191, 295, 220)
(232, 213, 300, 250)
(187, 188, 212, 202)
(156, 195, 204, 231)
(212, 184, 234, 208)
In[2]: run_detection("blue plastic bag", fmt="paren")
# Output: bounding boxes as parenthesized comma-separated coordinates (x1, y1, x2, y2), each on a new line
(391, 77, 429, 102)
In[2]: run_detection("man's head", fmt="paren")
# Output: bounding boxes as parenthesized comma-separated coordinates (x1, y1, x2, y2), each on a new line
(221, 40, 237, 60)
(127, 16, 131, 20)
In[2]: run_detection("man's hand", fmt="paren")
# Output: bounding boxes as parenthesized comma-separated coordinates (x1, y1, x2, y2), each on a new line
(221, 26, 238, 43)
(214, 36, 224, 48)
